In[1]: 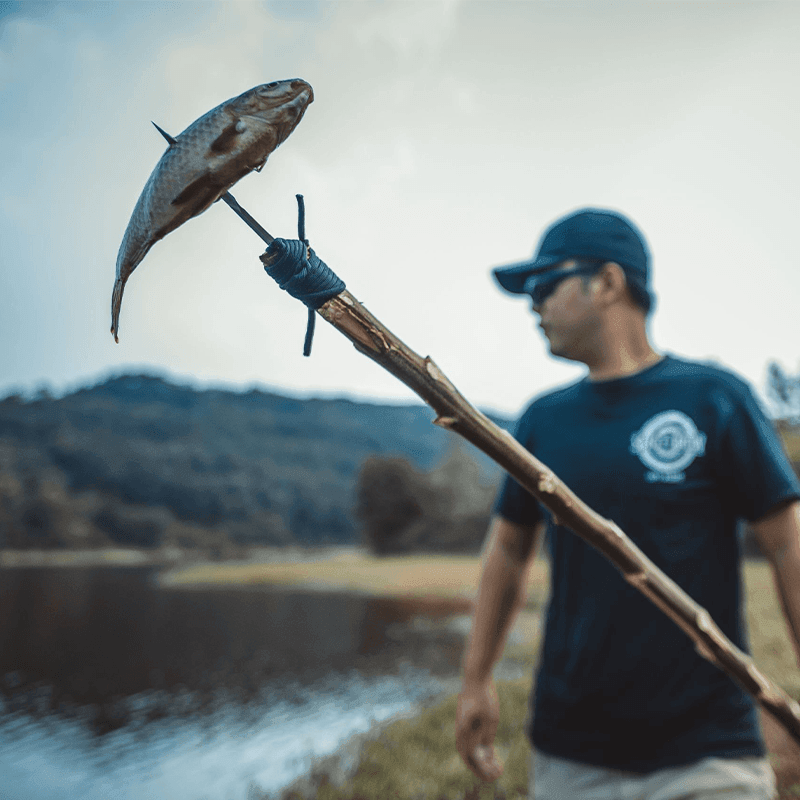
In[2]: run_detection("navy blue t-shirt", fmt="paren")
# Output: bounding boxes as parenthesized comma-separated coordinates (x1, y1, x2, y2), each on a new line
(495, 354, 800, 773)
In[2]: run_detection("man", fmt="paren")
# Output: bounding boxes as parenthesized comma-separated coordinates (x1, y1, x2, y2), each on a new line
(455, 208, 800, 799)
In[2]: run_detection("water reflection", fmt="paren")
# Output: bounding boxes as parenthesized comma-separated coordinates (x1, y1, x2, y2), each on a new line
(0, 566, 471, 799)
(1, 568, 469, 726)
(0, 665, 444, 800)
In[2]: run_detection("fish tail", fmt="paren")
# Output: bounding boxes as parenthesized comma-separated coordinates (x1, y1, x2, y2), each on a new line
(111, 277, 125, 343)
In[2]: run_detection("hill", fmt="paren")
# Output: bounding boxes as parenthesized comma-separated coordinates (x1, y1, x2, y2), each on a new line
(0, 375, 511, 552)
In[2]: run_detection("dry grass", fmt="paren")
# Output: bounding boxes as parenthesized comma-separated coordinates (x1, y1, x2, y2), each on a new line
(280, 677, 536, 800)
(160, 550, 551, 606)
(744, 560, 800, 797)
(744, 560, 800, 698)
(779, 426, 800, 464)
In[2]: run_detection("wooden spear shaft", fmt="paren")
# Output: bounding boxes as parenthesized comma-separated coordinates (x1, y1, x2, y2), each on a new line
(304, 286, 800, 746)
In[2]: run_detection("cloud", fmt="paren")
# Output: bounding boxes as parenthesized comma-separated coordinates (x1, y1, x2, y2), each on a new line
(349, 0, 461, 57)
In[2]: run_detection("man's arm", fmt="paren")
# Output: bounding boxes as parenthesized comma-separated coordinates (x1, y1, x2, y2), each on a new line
(752, 499, 800, 666)
(455, 515, 544, 782)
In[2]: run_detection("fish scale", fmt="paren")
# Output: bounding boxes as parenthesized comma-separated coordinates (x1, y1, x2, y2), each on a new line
(111, 78, 314, 342)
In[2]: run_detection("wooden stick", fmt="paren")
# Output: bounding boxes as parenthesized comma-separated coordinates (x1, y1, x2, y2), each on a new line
(316, 289, 800, 747)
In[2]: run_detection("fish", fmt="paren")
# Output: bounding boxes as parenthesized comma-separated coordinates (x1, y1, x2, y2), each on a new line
(111, 78, 314, 342)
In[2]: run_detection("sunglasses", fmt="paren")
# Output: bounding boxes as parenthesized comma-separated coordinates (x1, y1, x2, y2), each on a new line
(523, 260, 604, 307)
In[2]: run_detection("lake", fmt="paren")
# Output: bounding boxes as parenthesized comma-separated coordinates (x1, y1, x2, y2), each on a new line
(0, 565, 473, 800)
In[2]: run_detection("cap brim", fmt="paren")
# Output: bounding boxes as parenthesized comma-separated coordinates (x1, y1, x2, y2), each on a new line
(492, 255, 564, 294)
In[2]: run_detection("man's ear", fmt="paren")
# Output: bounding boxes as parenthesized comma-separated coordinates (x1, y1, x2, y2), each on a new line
(591, 262, 627, 304)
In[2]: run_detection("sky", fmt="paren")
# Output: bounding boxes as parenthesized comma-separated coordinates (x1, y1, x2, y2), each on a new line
(1, 0, 798, 417)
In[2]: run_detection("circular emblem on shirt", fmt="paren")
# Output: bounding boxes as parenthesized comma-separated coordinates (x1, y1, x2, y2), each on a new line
(630, 410, 706, 483)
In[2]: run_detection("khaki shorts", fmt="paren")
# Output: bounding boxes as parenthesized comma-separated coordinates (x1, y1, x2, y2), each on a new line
(530, 748, 776, 800)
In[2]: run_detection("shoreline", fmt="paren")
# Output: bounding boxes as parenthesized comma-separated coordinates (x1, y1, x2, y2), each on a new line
(159, 549, 488, 599)
(0, 547, 184, 569)
(0, 545, 364, 571)
(1, 545, 542, 800)
(274, 676, 469, 800)
(157, 548, 552, 607)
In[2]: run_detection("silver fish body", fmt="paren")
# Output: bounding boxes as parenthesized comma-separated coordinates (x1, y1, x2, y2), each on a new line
(111, 78, 314, 342)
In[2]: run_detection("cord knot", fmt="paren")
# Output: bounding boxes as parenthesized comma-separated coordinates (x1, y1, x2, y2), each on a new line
(261, 238, 345, 310)
(259, 195, 345, 355)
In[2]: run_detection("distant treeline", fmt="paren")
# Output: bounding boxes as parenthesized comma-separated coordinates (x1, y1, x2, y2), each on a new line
(1, 372, 797, 556)
(0, 375, 510, 554)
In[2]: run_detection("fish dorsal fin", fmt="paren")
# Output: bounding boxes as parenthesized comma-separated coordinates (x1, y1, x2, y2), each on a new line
(152, 122, 177, 146)
(210, 120, 245, 154)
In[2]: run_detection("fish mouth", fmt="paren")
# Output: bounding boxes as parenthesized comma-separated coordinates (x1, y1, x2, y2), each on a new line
(272, 81, 314, 144)
(284, 80, 314, 116)
(251, 78, 314, 111)
(290, 79, 314, 104)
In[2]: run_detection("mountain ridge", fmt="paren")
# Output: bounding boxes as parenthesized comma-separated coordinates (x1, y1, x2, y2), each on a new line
(0, 373, 512, 551)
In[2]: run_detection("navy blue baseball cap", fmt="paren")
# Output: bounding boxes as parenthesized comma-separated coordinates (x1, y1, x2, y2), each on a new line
(493, 208, 651, 297)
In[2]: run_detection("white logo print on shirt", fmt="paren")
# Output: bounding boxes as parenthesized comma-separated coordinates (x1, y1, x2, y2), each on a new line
(630, 410, 707, 483)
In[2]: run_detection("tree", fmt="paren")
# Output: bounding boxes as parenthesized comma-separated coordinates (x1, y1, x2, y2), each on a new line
(356, 443, 498, 556)
(356, 456, 436, 555)
(767, 361, 800, 424)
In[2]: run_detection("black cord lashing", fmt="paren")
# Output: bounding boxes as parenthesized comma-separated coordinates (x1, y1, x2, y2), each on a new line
(297, 193, 307, 245)
(296, 194, 315, 356)
(260, 195, 346, 357)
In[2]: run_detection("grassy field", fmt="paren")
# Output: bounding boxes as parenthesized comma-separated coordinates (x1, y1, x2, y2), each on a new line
(780, 427, 800, 464)
(744, 561, 800, 799)
(160, 548, 551, 606)
(166, 552, 800, 799)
